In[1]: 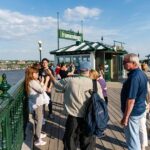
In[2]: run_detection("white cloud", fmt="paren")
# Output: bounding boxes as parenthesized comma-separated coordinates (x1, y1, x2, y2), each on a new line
(0, 6, 149, 60)
(64, 6, 102, 21)
(0, 9, 57, 40)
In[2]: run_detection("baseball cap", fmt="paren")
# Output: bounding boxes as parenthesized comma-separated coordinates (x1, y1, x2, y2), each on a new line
(79, 61, 91, 71)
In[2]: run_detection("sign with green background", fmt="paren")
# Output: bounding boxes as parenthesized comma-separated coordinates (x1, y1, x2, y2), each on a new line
(58, 29, 83, 41)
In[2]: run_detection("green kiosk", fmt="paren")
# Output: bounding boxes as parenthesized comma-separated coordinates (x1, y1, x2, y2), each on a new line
(50, 40, 127, 81)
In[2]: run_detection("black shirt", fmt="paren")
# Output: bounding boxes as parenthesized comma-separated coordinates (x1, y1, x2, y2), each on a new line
(59, 70, 68, 79)
(39, 67, 54, 87)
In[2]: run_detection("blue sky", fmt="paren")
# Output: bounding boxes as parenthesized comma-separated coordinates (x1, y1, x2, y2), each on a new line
(0, 0, 150, 60)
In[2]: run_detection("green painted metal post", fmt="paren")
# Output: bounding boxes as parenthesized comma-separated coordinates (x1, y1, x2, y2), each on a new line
(0, 74, 11, 99)
(0, 76, 2, 83)
(0, 74, 12, 150)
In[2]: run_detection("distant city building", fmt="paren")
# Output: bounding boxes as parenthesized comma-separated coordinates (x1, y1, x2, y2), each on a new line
(0, 60, 38, 70)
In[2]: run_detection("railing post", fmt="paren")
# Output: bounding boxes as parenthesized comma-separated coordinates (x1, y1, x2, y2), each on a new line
(0, 73, 12, 150)
(0, 73, 11, 99)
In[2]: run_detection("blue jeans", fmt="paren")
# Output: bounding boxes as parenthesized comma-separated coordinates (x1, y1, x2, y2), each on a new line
(124, 113, 144, 150)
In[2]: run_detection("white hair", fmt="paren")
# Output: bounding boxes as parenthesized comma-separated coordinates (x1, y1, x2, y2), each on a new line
(124, 53, 140, 66)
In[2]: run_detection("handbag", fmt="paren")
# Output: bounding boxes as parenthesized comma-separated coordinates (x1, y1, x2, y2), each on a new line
(42, 92, 50, 105)
(36, 92, 50, 106)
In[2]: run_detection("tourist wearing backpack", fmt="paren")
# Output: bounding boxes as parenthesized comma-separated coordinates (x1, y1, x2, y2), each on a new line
(47, 61, 104, 150)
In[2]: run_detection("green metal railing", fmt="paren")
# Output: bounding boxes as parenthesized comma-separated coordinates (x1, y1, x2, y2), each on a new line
(0, 74, 28, 150)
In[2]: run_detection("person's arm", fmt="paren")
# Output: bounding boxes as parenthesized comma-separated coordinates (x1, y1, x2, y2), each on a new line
(46, 69, 66, 91)
(97, 81, 104, 99)
(146, 82, 150, 103)
(67, 66, 75, 76)
(46, 69, 56, 82)
(120, 99, 135, 126)
(43, 76, 50, 91)
(99, 78, 107, 91)
(40, 76, 45, 85)
(47, 81, 53, 93)
(29, 80, 45, 93)
(146, 82, 150, 112)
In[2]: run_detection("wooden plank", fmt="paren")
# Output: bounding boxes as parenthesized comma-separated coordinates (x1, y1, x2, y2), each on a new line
(99, 85, 127, 150)
(48, 90, 62, 150)
(56, 93, 66, 150)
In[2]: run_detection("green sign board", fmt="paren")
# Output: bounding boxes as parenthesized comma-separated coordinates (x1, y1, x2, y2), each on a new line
(58, 29, 83, 41)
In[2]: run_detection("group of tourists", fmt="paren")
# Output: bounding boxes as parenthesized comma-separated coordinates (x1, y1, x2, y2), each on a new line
(24, 53, 150, 150)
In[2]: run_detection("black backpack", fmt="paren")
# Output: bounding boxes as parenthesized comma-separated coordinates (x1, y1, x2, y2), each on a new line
(84, 80, 109, 137)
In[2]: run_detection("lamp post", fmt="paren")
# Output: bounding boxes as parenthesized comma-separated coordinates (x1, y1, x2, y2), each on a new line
(38, 40, 42, 62)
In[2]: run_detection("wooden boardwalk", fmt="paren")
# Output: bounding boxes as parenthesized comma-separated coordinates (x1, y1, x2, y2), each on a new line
(34, 82, 150, 150)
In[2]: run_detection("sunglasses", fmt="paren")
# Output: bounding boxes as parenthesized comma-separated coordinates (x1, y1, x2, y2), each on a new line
(123, 61, 133, 64)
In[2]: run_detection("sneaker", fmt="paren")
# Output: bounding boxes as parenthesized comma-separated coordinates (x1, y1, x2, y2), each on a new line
(34, 139, 46, 146)
(49, 114, 54, 119)
(40, 133, 47, 139)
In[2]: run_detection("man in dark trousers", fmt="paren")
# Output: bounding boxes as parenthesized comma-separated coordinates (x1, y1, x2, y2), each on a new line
(47, 61, 104, 150)
(39, 58, 54, 119)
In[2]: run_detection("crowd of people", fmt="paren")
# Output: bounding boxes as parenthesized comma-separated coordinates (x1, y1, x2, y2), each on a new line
(24, 53, 150, 150)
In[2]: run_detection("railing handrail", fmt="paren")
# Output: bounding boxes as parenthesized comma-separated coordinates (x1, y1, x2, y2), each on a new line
(0, 75, 27, 150)
(8, 78, 25, 97)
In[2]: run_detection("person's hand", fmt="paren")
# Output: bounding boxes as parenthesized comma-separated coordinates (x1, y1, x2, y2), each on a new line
(120, 117, 128, 126)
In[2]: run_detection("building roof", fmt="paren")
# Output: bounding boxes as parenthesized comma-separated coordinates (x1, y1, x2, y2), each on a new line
(50, 40, 127, 55)
(146, 54, 150, 58)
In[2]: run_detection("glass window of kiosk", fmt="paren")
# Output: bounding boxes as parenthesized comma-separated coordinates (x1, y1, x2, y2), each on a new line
(65, 57, 71, 63)
(58, 57, 64, 63)
(82, 55, 90, 61)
